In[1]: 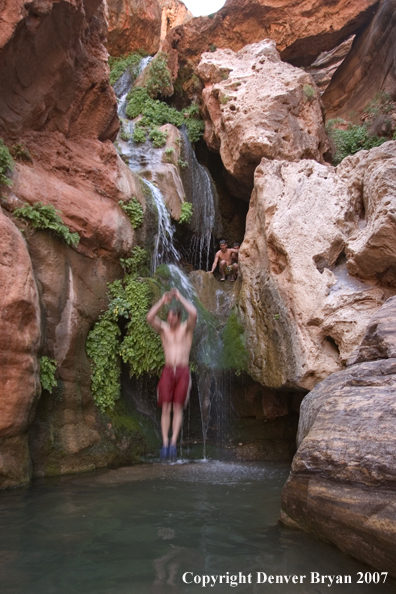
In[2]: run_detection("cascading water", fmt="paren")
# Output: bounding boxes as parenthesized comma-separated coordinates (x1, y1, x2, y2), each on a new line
(112, 58, 230, 458)
(143, 181, 180, 272)
(180, 129, 219, 271)
(165, 265, 231, 459)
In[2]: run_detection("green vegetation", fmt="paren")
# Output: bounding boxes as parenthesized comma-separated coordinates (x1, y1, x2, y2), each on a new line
(39, 356, 58, 393)
(163, 147, 175, 163)
(10, 143, 32, 163)
(221, 311, 248, 374)
(326, 121, 389, 165)
(13, 202, 80, 247)
(177, 158, 188, 169)
(209, 44, 217, 52)
(133, 126, 147, 143)
(0, 139, 13, 186)
(86, 247, 164, 412)
(149, 127, 168, 148)
(326, 92, 396, 165)
(220, 94, 230, 105)
(125, 87, 205, 144)
(179, 202, 193, 224)
(303, 84, 315, 101)
(119, 197, 144, 228)
(145, 52, 172, 98)
(109, 52, 147, 86)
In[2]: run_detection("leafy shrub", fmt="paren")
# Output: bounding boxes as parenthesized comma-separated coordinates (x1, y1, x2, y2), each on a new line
(86, 248, 164, 411)
(119, 197, 144, 228)
(0, 139, 13, 186)
(149, 127, 168, 148)
(145, 52, 172, 98)
(109, 52, 147, 86)
(326, 121, 389, 165)
(133, 126, 147, 143)
(209, 44, 217, 52)
(303, 84, 315, 100)
(179, 202, 193, 224)
(13, 202, 80, 247)
(163, 147, 175, 163)
(126, 87, 205, 143)
(177, 159, 188, 169)
(120, 246, 148, 273)
(10, 143, 32, 163)
(40, 356, 58, 393)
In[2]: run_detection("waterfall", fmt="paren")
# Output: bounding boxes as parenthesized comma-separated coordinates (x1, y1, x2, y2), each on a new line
(111, 58, 231, 459)
(180, 129, 218, 271)
(143, 180, 180, 272)
(165, 265, 231, 459)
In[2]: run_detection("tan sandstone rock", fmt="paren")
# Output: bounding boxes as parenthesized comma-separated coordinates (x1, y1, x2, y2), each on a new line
(238, 152, 396, 391)
(338, 142, 396, 282)
(197, 40, 330, 199)
(0, 209, 41, 487)
(281, 296, 396, 577)
(162, 0, 378, 99)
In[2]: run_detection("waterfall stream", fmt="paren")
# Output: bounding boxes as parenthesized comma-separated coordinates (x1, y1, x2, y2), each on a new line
(113, 59, 230, 458)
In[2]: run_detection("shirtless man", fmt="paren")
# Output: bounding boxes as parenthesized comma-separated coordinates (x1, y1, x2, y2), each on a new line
(146, 288, 197, 460)
(207, 239, 239, 281)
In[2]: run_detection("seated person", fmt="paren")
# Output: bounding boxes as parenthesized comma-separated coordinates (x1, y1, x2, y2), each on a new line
(207, 239, 239, 281)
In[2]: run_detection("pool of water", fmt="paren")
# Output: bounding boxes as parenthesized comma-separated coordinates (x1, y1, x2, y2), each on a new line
(0, 461, 394, 594)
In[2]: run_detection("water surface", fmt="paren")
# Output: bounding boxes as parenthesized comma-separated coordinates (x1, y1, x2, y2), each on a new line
(0, 461, 394, 594)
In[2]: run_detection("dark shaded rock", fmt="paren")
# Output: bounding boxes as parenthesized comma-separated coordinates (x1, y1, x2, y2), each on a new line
(323, 0, 396, 121)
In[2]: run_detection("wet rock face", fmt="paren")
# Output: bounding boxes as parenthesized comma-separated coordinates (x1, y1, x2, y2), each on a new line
(239, 143, 396, 391)
(0, 0, 118, 141)
(281, 297, 396, 577)
(0, 210, 41, 488)
(197, 41, 330, 199)
(323, 0, 396, 121)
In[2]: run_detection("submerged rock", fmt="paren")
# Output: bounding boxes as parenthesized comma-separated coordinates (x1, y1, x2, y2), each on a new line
(239, 144, 396, 391)
(281, 296, 396, 577)
(197, 40, 330, 199)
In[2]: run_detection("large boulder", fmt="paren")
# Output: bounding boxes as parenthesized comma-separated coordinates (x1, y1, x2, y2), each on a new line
(323, 0, 396, 121)
(197, 40, 330, 199)
(162, 0, 379, 96)
(239, 143, 396, 391)
(281, 295, 396, 578)
(0, 209, 41, 488)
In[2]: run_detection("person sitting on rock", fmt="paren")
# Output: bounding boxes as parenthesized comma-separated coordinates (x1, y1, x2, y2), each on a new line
(207, 239, 239, 281)
(230, 242, 240, 281)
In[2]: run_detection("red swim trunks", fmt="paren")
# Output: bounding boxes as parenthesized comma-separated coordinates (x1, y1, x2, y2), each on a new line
(157, 366, 191, 408)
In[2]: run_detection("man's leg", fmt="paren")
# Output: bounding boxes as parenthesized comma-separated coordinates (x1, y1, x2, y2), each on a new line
(161, 402, 172, 448)
(170, 404, 183, 446)
(219, 260, 226, 280)
(231, 263, 238, 281)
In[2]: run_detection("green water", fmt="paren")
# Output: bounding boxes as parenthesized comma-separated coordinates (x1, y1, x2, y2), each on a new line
(0, 461, 394, 594)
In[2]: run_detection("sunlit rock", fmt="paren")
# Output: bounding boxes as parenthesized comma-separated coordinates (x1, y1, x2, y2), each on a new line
(197, 40, 330, 199)
(239, 151, 396, 391)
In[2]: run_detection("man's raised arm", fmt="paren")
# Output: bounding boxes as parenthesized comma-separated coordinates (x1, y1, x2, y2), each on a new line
(171, 289, 197, 331)
(146, 292, 171, 333)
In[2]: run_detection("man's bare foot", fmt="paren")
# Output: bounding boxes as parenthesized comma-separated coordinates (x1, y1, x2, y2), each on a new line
(230, 276, 236, 282)
(220, 277, 225, 282)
